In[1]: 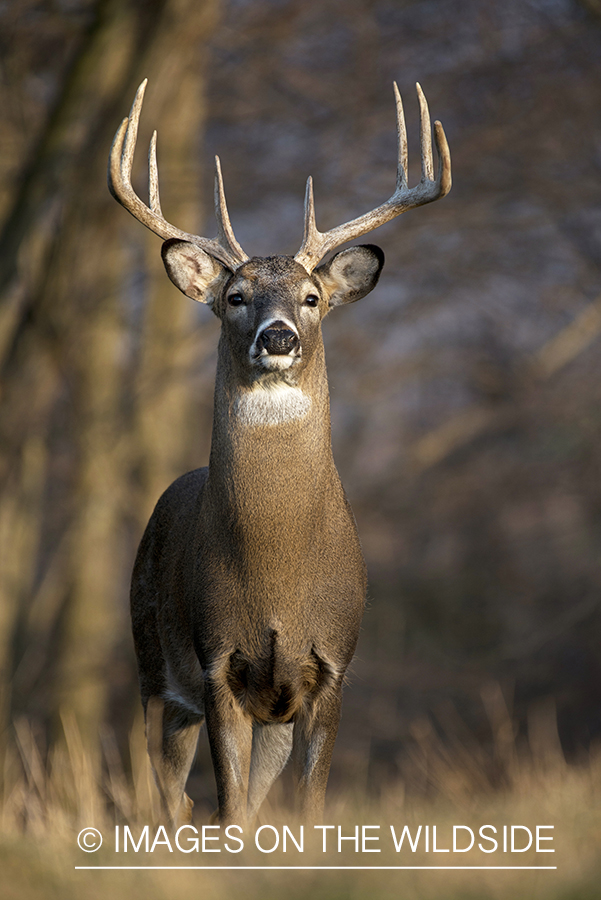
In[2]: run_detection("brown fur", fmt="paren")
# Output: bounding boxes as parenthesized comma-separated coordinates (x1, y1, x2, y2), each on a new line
(131, 247, 383, 826)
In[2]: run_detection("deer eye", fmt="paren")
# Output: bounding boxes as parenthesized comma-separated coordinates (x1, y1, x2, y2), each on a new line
(228, 293, 245, 307)
(304, 294, 319, 307)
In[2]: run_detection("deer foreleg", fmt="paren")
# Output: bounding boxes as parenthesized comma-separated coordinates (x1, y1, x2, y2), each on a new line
(146, 696, 202, 828)
(247, 722, 294, 820)
(204, 681, 253, 825)
(292, 688, 342, 824)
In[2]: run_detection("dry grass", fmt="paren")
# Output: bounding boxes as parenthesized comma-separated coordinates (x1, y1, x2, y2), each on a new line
(1, 695, 600, 900)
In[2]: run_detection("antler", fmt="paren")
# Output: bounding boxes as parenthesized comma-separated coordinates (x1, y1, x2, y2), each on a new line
(108, 80, 249, 271)
(294, 83, 451, 273)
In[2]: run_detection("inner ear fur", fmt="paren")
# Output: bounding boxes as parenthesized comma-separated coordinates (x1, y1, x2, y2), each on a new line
(161, 238, 231, 306)
(315, 244, 385, 308)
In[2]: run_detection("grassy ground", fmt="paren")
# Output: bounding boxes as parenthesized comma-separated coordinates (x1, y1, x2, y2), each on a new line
(1, 707, 600, 900)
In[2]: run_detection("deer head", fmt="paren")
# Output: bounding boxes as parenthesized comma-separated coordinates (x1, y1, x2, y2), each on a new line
(108, 81, 451, 366)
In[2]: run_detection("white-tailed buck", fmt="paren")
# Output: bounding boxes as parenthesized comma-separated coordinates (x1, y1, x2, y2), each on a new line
(109, 79, 450, 826)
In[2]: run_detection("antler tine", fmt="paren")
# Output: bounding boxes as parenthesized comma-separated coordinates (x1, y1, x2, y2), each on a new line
(416, 82, 434, 183)
(393, 82, 408, 190)
(214, 156, 248, 264)
(122, 79, 146, 182)
(301, 176, 318, 247)
(294, 83, 452, 273)
(108, 80, 248, 271)
(433, 119, 452, 197)
(148, 131, 162, 215)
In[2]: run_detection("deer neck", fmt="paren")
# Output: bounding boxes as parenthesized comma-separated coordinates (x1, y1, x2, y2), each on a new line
(206, 333, 337, 524)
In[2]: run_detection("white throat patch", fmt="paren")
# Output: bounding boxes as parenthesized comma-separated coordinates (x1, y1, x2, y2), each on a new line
(234, 383, 312, 427)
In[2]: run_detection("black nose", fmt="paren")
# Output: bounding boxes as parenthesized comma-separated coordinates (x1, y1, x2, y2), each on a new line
(257, 324, 299, 355)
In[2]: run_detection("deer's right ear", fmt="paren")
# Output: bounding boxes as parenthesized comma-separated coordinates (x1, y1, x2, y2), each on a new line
(161, 239, 230, 307)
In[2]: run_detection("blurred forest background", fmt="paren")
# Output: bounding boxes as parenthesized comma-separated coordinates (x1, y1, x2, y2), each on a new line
(1, 0, 601, 817)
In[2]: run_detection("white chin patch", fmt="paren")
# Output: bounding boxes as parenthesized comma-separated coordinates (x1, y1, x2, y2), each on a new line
(258, 355, 295, 371)
(234, 383, 312, 427)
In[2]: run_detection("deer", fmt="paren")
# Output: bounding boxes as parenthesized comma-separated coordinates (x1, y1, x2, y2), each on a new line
(108, 79, 451, 828)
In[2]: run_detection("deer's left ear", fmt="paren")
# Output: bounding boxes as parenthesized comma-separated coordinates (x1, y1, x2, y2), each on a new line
(314, 244, 384, 308)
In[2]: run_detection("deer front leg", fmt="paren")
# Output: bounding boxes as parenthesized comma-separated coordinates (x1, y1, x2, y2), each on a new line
(204, 679, 253, 825)
(146, 696, 202, 828)
(292, 687, 342, 824)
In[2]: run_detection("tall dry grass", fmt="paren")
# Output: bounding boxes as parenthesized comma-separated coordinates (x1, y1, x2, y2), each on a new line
(1, 689, 599, 900)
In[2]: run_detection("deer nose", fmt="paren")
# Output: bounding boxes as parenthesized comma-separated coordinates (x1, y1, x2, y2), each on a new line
(257, 323, 299, 355)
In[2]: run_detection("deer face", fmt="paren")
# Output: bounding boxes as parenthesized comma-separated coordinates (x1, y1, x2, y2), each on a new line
(218, 256, 323, 380)
(161, 241, 384, 384)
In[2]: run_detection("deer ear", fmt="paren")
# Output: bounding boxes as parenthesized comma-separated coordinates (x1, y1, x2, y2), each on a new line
(315, 244, 384, 308)
(161, 239, 231, 306)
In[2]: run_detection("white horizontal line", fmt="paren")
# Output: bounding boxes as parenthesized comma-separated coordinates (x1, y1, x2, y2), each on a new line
(75, 866, 558, 871)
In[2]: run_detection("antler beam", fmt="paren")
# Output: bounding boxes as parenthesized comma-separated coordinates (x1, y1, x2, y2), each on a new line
(294, 83, 451, 273)
(108, 80, 249, 271)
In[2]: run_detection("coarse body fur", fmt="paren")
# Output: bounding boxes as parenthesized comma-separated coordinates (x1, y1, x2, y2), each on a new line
(131, 251, 380, 826)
